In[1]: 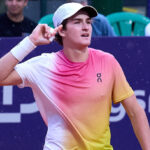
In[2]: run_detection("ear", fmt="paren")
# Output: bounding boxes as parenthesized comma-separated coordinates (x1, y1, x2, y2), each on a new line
(58, 27, 66, 38)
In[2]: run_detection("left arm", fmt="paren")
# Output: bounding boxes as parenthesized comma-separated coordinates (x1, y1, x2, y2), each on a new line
(121, 94, 150, 150)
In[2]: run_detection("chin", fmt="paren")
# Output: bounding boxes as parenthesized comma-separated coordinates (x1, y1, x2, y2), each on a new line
(83, 41, 91, 46)
(79, 42, 90, 48)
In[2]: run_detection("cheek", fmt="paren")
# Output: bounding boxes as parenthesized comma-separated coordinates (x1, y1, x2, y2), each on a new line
(67, 28, 80, 38)
(70, 27, 79, 33)
(18, 3, 24, 8)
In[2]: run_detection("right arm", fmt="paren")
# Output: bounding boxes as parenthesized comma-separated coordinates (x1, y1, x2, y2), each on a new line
(0, 52, 21, 86)
(0, 24, 62, 86)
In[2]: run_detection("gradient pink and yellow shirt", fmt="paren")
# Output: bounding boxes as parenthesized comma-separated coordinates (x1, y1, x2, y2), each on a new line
(15, 48, 134, 150)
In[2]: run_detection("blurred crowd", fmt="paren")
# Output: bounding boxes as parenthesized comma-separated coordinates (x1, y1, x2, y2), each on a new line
(0, 0, 150, 37)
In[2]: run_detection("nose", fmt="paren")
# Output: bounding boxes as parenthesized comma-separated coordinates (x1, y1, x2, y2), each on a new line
(82, 22, 89, 30)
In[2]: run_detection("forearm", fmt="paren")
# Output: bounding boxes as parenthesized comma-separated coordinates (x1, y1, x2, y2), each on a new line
(129, 107, 150, 150)
(0, 52, 19, 81)
(0, 24, 62, 83)
(0, 37, 36, 82)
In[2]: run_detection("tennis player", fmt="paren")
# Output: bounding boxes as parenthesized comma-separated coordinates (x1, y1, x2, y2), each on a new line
(0, 2, 150, 150)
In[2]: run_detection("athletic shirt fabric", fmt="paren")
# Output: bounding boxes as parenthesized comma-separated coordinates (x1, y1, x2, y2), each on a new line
(0, 13, 37, 37)
(15, 48, 134, 150)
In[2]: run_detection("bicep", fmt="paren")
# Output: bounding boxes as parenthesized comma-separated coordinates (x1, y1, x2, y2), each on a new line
(0, 70, 22, 86)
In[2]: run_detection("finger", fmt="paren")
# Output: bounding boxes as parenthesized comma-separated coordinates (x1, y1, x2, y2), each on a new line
(54, 25, 63, 33)
(48, 27, 55, 42)
(47, 25, 63, 42)
(41, 25, 51, 39)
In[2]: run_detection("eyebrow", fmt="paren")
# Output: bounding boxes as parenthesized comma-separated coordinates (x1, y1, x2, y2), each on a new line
(70, 17, 92, 22)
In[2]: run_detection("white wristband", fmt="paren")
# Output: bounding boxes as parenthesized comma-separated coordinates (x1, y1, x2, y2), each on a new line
(10, 36, 37, 61)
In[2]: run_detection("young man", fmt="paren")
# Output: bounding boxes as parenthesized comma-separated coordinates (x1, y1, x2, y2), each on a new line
(0, 2, 149, 150)
(68, 0, 116, 37)
(0, 0, 37, 37)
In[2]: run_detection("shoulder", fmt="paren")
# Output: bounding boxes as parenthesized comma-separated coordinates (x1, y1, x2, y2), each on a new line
(94, 13, 108, 22)
(93, 13, 111, 29)
(16, 53, 57, 76)
(26, 52, 56, 63)
(90, 48, 114, 57)
(0, 13, 6, 19)
(0, 13, 8, 23)
(0, 13, 10, 33)
(23, 17, 37, 26)
(89, 48, 115, 61)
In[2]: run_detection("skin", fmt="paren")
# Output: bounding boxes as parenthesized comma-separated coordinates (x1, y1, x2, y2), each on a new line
(121, 96, 150, 150)
(0, 24, 62, 86)
(5, 0, 28, 22)
(0, 10, 149, 150)
(59, 11, 92, 62)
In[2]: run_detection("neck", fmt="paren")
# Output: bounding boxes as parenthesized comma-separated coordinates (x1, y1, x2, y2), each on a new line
(7, 12, 24, 22)
(63, 46, 89, 62)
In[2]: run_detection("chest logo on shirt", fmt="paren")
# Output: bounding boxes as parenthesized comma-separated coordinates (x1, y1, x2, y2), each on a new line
(97, 73, 102, 82)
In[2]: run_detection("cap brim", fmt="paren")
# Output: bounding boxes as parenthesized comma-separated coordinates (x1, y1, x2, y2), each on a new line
(79, 6, 98, 18)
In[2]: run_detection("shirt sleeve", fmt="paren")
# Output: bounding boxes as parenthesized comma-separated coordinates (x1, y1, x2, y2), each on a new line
(14, 54, 46, 88)
(15, 53, 54, 88)
(112, 57, 134, 103)
(15, 58, 36, 88)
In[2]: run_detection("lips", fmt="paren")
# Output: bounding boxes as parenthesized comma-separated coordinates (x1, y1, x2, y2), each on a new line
(81, 33, 89, 37)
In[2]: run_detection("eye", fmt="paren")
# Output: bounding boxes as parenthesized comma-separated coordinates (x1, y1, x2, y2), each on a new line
(87, 20, 92, 24)
(74, 21, 80, 24)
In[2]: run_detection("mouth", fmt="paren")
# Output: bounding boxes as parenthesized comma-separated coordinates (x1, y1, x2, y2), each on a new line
(81, 33, 89, 37)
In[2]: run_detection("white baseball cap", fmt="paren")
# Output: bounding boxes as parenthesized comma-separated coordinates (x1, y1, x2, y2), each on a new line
(53, 2, 98, 27)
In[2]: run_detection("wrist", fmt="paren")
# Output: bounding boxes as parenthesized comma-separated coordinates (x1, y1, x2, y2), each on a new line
(29, 34, 38, 46)
(10, 36, 36, 62)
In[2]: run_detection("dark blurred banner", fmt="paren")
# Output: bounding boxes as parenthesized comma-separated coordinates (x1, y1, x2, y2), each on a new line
(147, 0, 150, 17)
(0, 37, 150, 150)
